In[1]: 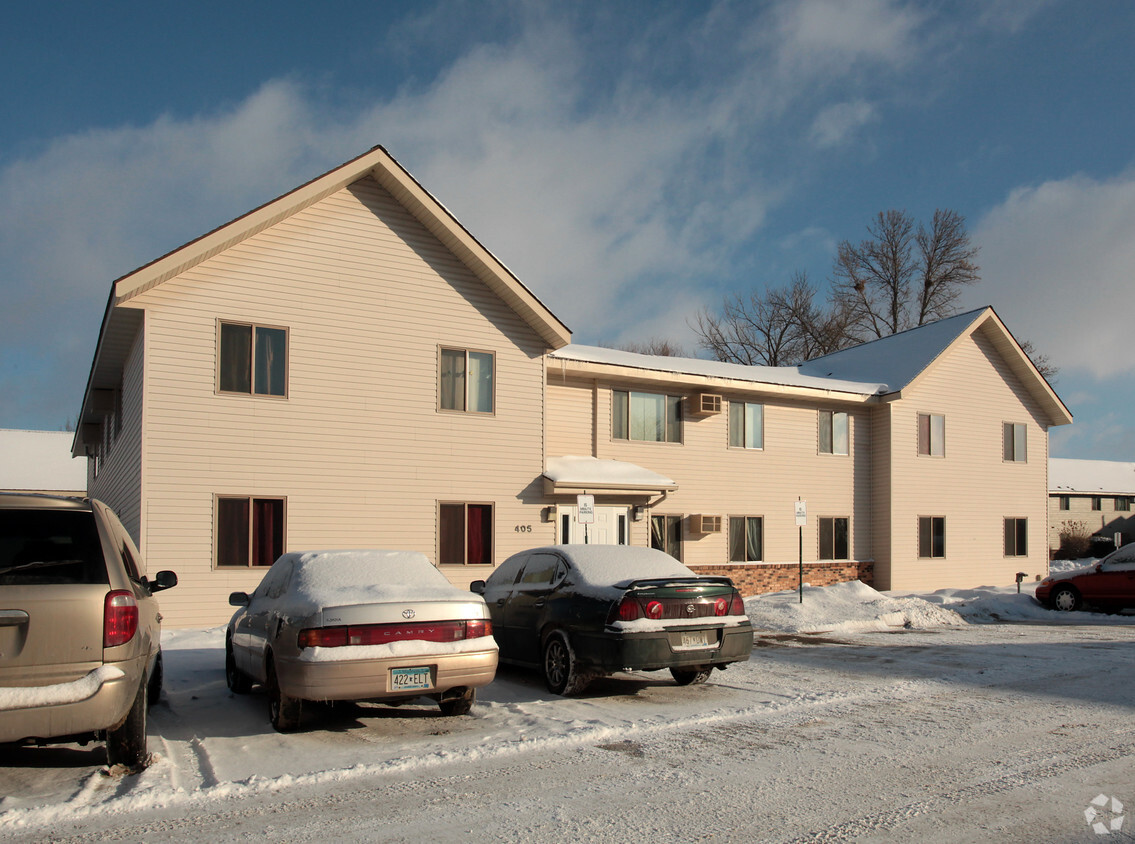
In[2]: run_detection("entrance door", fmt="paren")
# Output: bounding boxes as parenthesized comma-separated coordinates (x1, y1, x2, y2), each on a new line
(558, 506, 630, 545)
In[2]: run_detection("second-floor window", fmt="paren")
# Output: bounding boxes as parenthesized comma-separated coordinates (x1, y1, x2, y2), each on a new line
(219, 322, 287, 397)
(1003, 422, 1027, 462)
(1058, 495, 1070, 511)
(613, 391, 682, 443)
(918, 413, 945, 457)
(818, 410, 849, 456)
(1116, 497, 1132, 512)
(440, 348, 494, 413)
(729, 402, 764, 449)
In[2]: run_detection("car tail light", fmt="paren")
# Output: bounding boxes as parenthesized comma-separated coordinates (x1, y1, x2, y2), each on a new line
(645, 600, 664, 620)
(614, 595, 641, 622)
(298, 619, 491, 649)
(728, 591, 745, 616)
(104, 590, 139, 647)
(713, 597, 729, 616)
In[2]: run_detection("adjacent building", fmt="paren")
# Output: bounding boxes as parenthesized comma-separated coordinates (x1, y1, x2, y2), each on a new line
(73, 146, 1072, 627)
(1049, 458, 1135, 554)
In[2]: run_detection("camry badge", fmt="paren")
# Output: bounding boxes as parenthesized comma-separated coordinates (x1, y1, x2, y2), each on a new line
(402, 609, 416, 619)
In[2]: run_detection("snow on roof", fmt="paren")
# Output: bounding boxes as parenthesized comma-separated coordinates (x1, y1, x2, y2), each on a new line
(797, 308, 986, 391)
(282, 550, 474, 612)
(548, 346, 885, 396)
(0, 429, 87, 492)
(544, 456, 676, 489)
(1050, 458, 1135, 494)
(552, 544, 699, 587)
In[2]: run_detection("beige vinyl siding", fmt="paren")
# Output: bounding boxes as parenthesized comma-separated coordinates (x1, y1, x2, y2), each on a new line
(128, 177, 553, 627)
(549, 377, 868, 567)
(88, 323, 145, 552)
(883, 325, 1050, 589)
(546, 378, 597, 457)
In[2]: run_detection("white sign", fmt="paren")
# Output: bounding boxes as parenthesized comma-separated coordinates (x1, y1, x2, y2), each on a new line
(577, 494, 596, 524)
(794, 500, 807, 527)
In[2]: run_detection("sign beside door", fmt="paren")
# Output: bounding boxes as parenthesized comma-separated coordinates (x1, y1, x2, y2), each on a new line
(576, 494, 595, 524)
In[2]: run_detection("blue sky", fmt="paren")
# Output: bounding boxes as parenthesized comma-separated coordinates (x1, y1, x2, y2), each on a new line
(1, 0, 1133, 459)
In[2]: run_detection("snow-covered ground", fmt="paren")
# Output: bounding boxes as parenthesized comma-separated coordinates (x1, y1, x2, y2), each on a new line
(2, 574, 1134, 842)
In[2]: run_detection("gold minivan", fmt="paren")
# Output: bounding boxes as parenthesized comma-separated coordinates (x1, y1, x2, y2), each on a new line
(0, 494, 177, 768)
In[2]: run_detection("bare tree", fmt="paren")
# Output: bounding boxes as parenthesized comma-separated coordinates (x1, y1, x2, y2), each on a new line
(611, 337, 689, 357)
(915, 209, 980, 325)
(1018, 338, 1059, 381)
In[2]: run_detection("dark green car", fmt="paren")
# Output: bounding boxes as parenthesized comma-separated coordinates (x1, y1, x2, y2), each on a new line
(471, 545, 753, 695)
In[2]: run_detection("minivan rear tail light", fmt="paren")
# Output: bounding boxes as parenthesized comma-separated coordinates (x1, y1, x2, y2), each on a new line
(104, 590, 139, 647)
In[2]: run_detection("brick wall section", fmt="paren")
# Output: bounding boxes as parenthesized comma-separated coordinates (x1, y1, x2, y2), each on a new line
(690, 561, 874, 596)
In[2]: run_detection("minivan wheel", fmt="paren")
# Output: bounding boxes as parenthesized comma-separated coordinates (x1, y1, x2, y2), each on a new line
(266, 656, 301, 732)
(147, 650, 164, 707)
(226, 638, 252, 694)
(1052, 585, 1081, 612)
(106, 679, 148, 769)
(542, 631, 589, 696)
(670, 667, 712, 686)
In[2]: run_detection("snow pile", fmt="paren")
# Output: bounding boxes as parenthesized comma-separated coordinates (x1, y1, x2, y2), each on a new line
(745, 580, 964, 633)
(298, 636, 497, 662)
(285, 550, 474, 612)
(0, 665, 124, 711)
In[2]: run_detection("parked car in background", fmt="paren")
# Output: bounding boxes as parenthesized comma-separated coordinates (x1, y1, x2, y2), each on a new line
(226, 550, 498, 731)
(0, 494, 177, 769)
(1037, 543, 1135, 612)
(471, 545, 753, 695)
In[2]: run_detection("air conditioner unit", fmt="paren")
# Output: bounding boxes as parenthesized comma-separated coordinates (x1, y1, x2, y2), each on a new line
(692, 514, 723, 534)
(694, 393, 723, 415)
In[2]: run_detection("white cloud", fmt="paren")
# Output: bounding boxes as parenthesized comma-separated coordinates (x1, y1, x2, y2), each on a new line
(809, 100, 877, 148)
(972, 170, 1135, 379)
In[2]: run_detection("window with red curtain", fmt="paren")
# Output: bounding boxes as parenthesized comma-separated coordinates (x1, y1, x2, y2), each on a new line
(439, 502, 494, 565)
(217, 496, 285, 567)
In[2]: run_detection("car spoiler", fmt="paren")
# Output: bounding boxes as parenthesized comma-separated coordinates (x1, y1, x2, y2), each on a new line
(615, 576, 736, 590)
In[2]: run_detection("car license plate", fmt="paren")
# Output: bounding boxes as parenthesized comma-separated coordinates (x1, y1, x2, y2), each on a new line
(678, 631, 710, 649)
(391, 667, 432, 691)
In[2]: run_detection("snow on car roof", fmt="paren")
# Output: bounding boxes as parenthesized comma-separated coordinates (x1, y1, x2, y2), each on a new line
(283, 550, 472, 611)
(551, 545, 699, 587)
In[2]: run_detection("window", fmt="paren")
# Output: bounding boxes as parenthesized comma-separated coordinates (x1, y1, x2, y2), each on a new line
(1002, 422, 1027, 462)
(613, 391, 682, 443)
(439, 502, 493, 564)
(729, 402, 764, 449)
(917, 413, 945, 457)
(516, 553, 566, 588)
(216, 496, 285, 567)
(819, 411, 849, 455)
(918, 517, 946, 558)
(650, 514, 683, 560)
(729, 517, 763, 562)
(1092, 496, 1103, 511)
(219, 322, 287, 397)
(1057, 495, 1070, 511)
(1116, 497, 1132, 512)
(1004, 517, 1028, 557)
(440, 348, 494, 413)
(819, 517, 849, 560)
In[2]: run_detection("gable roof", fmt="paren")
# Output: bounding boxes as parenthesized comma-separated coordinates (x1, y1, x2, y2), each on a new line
(798, 307, 1072, 426)
(74, 146, 572, 454)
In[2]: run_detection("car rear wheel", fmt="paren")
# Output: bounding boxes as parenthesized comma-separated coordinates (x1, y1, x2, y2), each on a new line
(226, 637, 252, 694)
(670, 667, 712, 686)
(106, 679, 148, 770)
(266, 655, 302, 732)
(438, 688, 476, 716)
(1051, 585, 1082, 612)
(543, 631, 589, 696)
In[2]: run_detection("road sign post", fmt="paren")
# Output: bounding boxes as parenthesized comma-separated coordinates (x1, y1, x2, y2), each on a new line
(794, 499, 807, 604)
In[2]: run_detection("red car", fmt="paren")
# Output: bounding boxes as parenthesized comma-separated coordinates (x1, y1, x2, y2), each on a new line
(1036, 543, 1135, 612)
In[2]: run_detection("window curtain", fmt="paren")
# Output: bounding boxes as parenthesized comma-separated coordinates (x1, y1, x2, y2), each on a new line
(254, 327, 286, 396)
(468, 352, 493, 413)
(440, 350, 466, 411)
(220, 324, 252, 393)
(252, 498, 282, 566)
(467, 504, 492, 564)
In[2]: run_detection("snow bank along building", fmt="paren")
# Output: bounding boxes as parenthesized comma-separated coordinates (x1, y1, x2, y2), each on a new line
(1049, 458, 1135, 553)
(72, 146, 1072, 627)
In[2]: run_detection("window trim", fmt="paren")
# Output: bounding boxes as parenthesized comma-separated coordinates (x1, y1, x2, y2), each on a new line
(438, 347, 496, 415)
(1091, 496, 1103, 511)
(818, 410, 849, 456)
(917, 413, 945, 458)
(216, 320, 289, 399)
(918, 516, 946, 559)
(1004, 517, 1028, 557)
(818, 516, 850, 560)
(728, 516, 764, 562)
(214, 494, 287, 568)
(729, 401, 765, 450)
(1057, 495, 1070, 511)
(1116, 497, 1132, 512)
(612, 390, 683, 444)
(438, 501, 495, 565)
